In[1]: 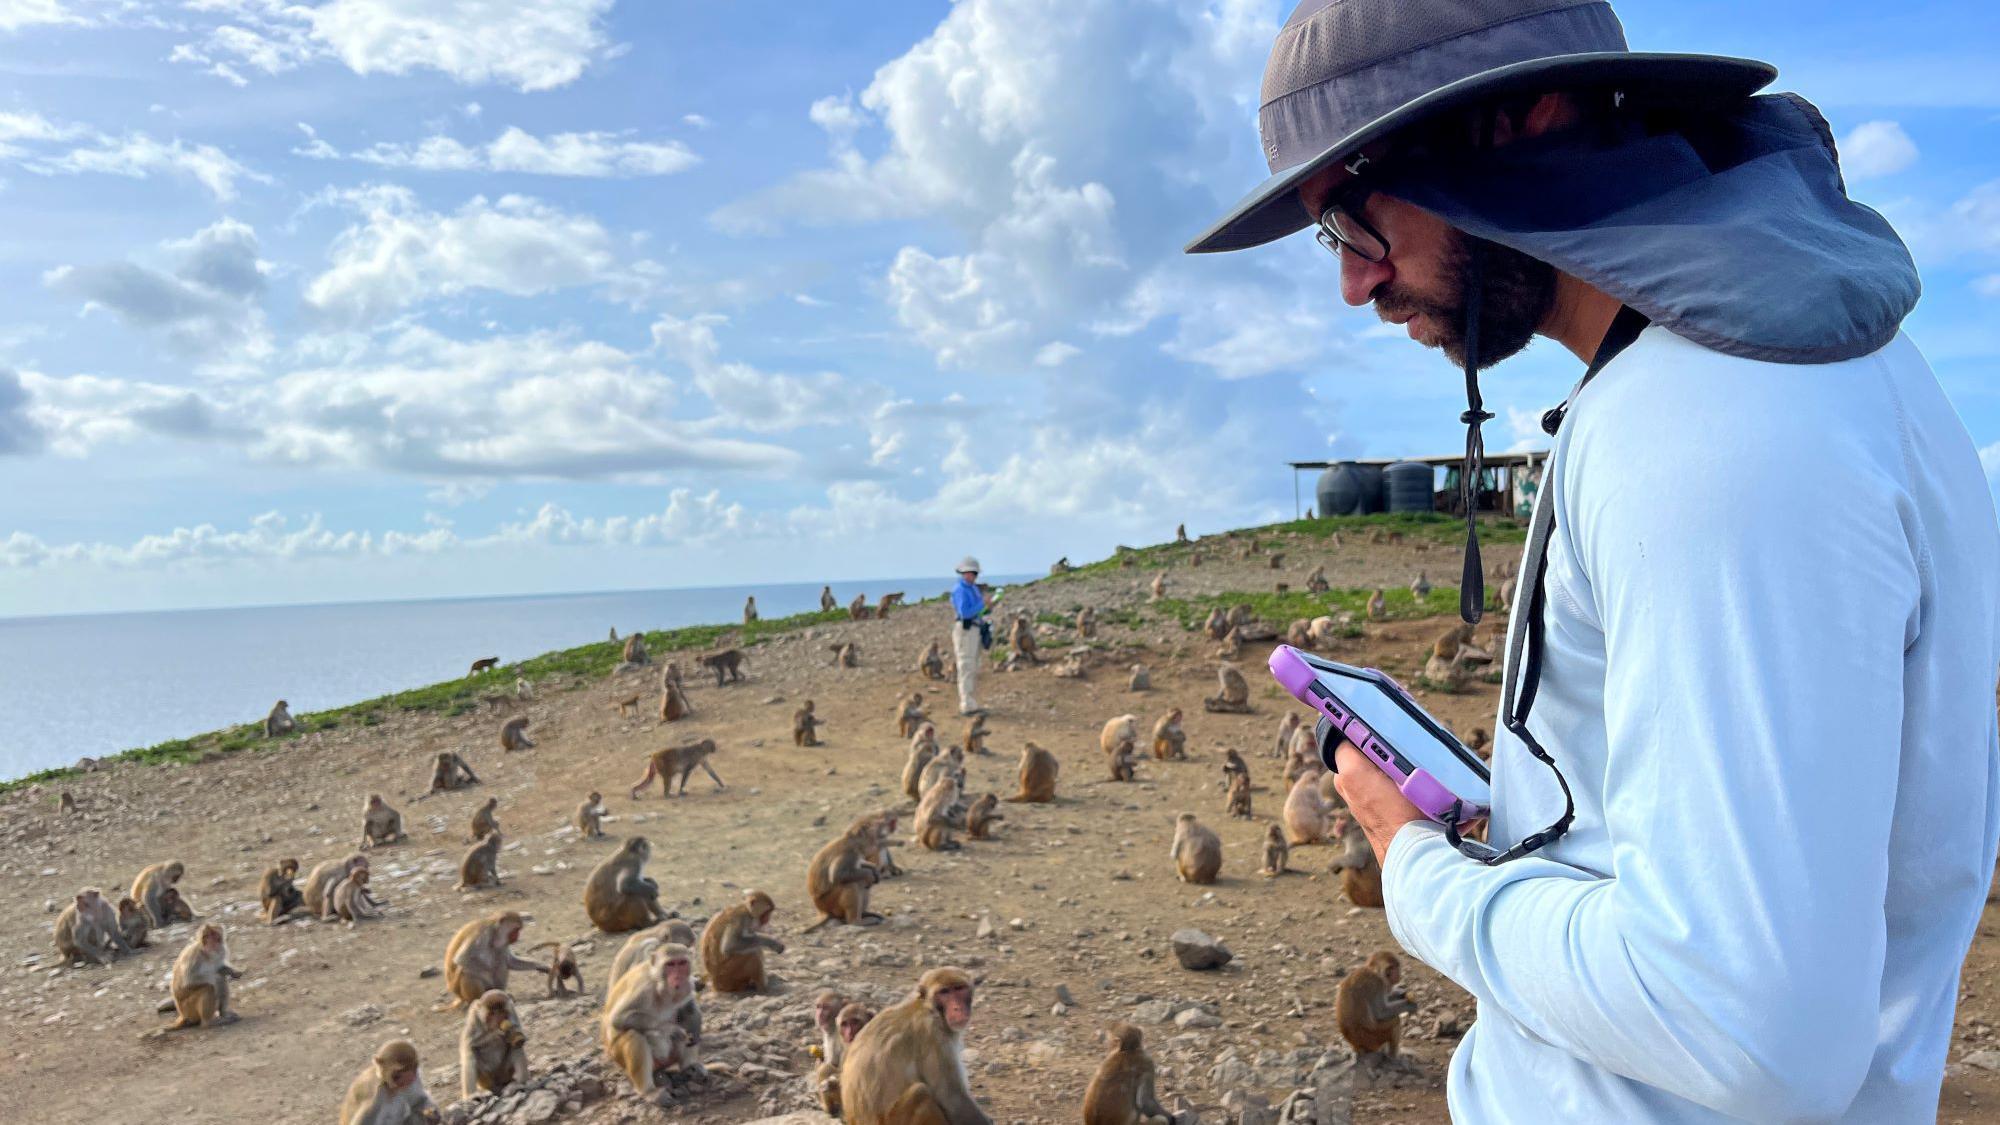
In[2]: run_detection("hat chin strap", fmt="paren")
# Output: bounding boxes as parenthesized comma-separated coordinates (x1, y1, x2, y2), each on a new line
(1457, 248, 1490, 626)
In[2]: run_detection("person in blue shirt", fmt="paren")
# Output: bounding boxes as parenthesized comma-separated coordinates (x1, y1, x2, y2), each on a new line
(949, 557, 988, 716)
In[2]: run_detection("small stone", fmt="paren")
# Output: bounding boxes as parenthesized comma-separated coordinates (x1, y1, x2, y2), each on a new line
(1172, 928, 1235, 971)
(1132, 999, 1175, 1024)
(1053, 984, 1077, 1007)
(1175, 1007, 1223, 1029)
(1964, 1048, 2000, 1072)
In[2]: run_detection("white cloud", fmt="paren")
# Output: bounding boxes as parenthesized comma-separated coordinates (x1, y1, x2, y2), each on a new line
(0, 111, 262, 200)
(682, 113, 712, 130)
(1099, 270, 1331, 380)
(43, 218, 272, 372)
(0, 510, 454, 570)
(315, 125, 699, 177)
(0, 0, 77, 33)
(1976, 274, 2000, 298)
(1841, 120, 1918, 180)
(172, 0, 618, 92)
(303, 186, 661, 327)
(495, 491, 747, 548)
(1033, 341, 1080, 367)
(0, 368, 45, 455)
(650, 313, 887, 433)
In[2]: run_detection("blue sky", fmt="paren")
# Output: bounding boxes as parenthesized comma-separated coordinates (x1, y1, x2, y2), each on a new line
(0, 0, 1995, 617)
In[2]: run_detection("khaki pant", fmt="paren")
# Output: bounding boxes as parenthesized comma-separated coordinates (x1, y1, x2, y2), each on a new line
(952, 619, 982, 713)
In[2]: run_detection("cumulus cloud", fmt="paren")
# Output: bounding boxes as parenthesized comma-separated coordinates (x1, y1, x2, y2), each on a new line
(303, 125, 698, 178)
(0, 368, 46, 455)
(0, 0, 78, 33)
(171, 0, 618, 92)
(495, 491, 747, 548)
(0, 110, 262, 200)
(43, 218, 272, 371)
(1841, 120, 1918, 180)
(303, 185, 662, 327)
(1098, 270, 1330, 380)
(650, 312, 888, 433)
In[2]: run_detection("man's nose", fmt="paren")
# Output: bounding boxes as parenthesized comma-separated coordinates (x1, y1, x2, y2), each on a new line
(1340, 247, 1392, 308)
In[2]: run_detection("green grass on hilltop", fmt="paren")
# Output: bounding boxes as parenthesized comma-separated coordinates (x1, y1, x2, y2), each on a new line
(1156, 582, 1495, 636)
(1042, 511, 1527, 583)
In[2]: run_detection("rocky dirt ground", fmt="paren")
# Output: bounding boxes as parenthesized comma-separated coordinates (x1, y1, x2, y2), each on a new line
(5, 528, 2000, 1125)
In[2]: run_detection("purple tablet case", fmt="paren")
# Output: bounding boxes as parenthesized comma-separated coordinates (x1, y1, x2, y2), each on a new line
(1267, 644, 1488, 826)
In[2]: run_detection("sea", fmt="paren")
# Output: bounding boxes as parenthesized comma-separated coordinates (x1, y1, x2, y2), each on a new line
(0, 575, 1028, 782)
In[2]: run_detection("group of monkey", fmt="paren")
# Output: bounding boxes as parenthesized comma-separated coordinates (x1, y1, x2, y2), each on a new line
(53, 570, 1447, 1123)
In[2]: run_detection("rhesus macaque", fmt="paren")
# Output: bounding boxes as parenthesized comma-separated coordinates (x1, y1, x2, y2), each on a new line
(265, 699, 296, 737)
(1150, 709, 1186, 760)
(428, 750, 480, 793)
(469, 656, 500, 675)
(1008, 741, 1060, 803)
(849, 593, 872, 620)
(856, 809, 905, 878)
(1170, 813, 1222, 885)
(576, 791, 607, 838)
(817, 1000, 878, 1116)
(1261, 824, 1291, 877)
(1270, 553, 1285, 570)
(963, 713, 989, 756)
(1226, 771, 1253, 819)
(919, 640, 945, 680)
(1128, 663, 1151, 692)
(915, 774, 964, 852)
(498, 716, 534, 752)
(701, 888, 786, 993)
(879, 591, 905, 615)
(614, 693, 641, 718)
(455, 831, 504, 892)
(53, 888, 126, 965)
(1083, 1023, 1173, 1125)
(1285, 725, 1320, 786)
(361, 794, 406, 848)
(1337, 951, 1418, 1057)
(895, 691, 928, 739)
(821, 585, 838, 612)
(841, 967, 992, 1125)
(118, 895, 151, 949)
(157, 886, 195, 924)
(966, 793, 1004, 839)
(1203, 607, 1229, 641)
(1107, 740, 1140, 782)
(163, 923, 240, 1030)
(1284, 771, 1343, 846)
(1203, 664, 1253, 713)
(811, 990, 847, 1063)
(131, 860, 186, 929)
(1149, 572, 1167, 601)
(469, 797, 500, 842)
(1220, 748, 1250, 789)
(611, 627, 620, 641)
(516, 676, 533, 701)
(744, 595, 759, 625)
(658, 678, 692, 723)
(793, 700, 824, 747)
(460, 990, 529, 1098)
(1175, 522, 1188, 543)
(442, 910, 546, 1009)
(583, 836, 666, 933)
(1467, 726, 1492, 757)
(699, 648, 745, 686)
(1286, 617, 1313, 647)
(1306, 615, 1344, 648)
(1076, 605, 1098, 639)
(805, 821, 883, 930)
(1367, 589, 1387, 620)
(830, 641, 860, 668)
(1305, 564, 1330, 594)
(611, 919, 697, 985)
(1327, 811, 1384, 908)
(526, 941, 586, 998)
(1273, 711, 1300, 760)
(902, 726, 939, 800)
(337, 1038, 438, 1125)
(59, 790, 78, 815)
(918, 743, 966, 797)
(333, 867, 385, 924)
(1215, 626, 1245, 660)
(622, 634, 650, 666)
(1101, 712, 1140, 762)
(629, 738, 725, 798)
(662, 661, 685, 694)
(304, 854, 366, 920)
(1007, 612, 1042, 663)
(601, 943, 700, 1103)
(1411, 571, 1431, 600)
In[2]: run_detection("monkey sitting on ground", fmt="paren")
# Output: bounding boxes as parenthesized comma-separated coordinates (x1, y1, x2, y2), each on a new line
(339, 1039, 439, 1124)
(699, 648, 745, 686)
(1273, 711, 1300, 760)
(1083, 1022, 1174, 1125)
(658, 677, 692, 723)
(1367, 588, 1388, 620)
(615, 693, 641, 717)
(1305, 564, 1330, 594)
(441, 910, 547, 1009)
(498, 715, 534, 752)
(1261, 824, 1291, 877)
(469, 797, 500, 842)
(856, 809, 905, 878)
(583, 837, 666, 933)
(794, 700, 824, 746)
(455, 831, 504, 892)
(963, 713, 989, 755)
(1327, 811, 1384, 908)
(1202, 663, 1254, 713)
(918, 743, 965, 797)
(117, 895, 150, 950)
(629, 738, 725, 798)
(262, 858, 305, 924)
(601, 943, 700, 1103)
(1008, 612, 1043, 664)
(879, 591, 905, 614)
(1101, 714, 1141, 781)
(1220, 748, 1250, 790)
(304, 854, 365, 920)
(815, 999, 878, 1116)
(131, 859, 187, 929)
(701, 888, 786, 993)
(610, 919, 698, 985)
(744, 595, 759, 625)
(1007, 741, 1060, 803)
(1337, 951, 1419, 1059)
(58, 790, 79, 815)
(1226, 771, 1253, 819)
(894, 691, 928, 738)
(966, 793, 1005, 839)
(526, 941, 586, 998)
(622, 634, 650, 666)
(157, 886, 195, 924)
(1170, 813, 1222, 885)
(849, 593, 873, 620)
(460, 989, 529, 1098)
(161, 923, 241, 1031)
(1076, 605, 1098, 638)
(333, 867, 385, 925)
(841, 967, 991, 1125)
(810, 990, 846, 1063)
(53, 888, 127, 966)
(1203, 607, 1230, 641)
(1284, 771, 1343, 846)
(265, 699, 296, 737)
(915, 774, 965, 852)
(830, 641, 859, 668)
(575, 791, 607, 838)
(821, 585, 838, 612)
(902, 728, 938, 800)
(361, 794, 406, 848)
(805, 821, 884, 930)
(428, 751, 480, 794)
(919, 640, 945, 679)
(469, 656, 500, 675)
(1150, 709, 1186, 760)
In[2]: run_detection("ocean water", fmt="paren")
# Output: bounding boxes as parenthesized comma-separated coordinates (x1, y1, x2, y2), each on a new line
(0, 575, 1026, 781)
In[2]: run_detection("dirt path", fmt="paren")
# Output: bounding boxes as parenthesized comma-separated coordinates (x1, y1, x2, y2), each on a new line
(4, 530, 1997, 1124)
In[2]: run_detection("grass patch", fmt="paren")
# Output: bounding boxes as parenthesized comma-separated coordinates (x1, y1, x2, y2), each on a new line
(1156, 583, 1497, 634)
(1041, 512, 1528, 584)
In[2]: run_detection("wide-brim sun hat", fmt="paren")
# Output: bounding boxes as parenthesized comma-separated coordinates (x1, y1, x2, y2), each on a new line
(1185, 0, 1776, 254)
(957, 556, 982, 574)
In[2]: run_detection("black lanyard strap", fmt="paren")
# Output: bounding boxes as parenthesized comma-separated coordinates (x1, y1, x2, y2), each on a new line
(1445, 305, 1650, 865)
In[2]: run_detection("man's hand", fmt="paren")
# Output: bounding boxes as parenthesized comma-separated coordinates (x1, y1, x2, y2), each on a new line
(1331, 740, 1428, 867)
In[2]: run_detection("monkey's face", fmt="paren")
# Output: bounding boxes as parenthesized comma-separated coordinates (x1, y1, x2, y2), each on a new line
(932, 981, 974, 1031)
(588, 792, 601, 802)
(661, 956, 691, 991)
(815, 995, 843, 1030)
(838, 1008, 872, 1042)
(387, 1065, 416, 1091)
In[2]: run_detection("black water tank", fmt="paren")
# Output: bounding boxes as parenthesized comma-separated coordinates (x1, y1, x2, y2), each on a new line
(1316, 463, 1364, 516)
(1384, 461, 1436, 513)
(1354, 463, 1386, 513)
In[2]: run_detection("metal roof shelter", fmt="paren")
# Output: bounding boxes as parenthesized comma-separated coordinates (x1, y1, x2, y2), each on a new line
(1286, 451, 1548, 519)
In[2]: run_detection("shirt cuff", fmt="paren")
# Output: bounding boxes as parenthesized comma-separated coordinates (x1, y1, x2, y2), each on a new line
(1383, 820, 1449, 942)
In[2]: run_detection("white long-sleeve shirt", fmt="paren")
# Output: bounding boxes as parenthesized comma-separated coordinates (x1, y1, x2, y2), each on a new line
(1385, 327, 2000, 1123)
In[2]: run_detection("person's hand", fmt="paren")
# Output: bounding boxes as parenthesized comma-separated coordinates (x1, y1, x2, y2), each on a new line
(1331, 740, 1428, 867)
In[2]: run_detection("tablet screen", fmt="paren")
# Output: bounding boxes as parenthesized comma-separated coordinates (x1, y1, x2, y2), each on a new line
(1307, 657, 1491, 804)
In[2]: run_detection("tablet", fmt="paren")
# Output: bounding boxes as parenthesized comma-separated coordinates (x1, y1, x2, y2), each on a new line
(1267, 644, 1491, 825)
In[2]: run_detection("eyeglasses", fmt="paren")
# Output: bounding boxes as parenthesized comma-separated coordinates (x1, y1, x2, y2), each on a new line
(1314, 189, 1389, 263)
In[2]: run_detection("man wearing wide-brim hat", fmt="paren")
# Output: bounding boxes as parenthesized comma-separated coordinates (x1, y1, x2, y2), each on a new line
(1193, 1, 2000, 1121)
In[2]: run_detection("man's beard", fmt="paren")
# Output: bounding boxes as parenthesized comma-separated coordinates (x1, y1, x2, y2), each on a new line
(1374, 230, 1555, 370)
